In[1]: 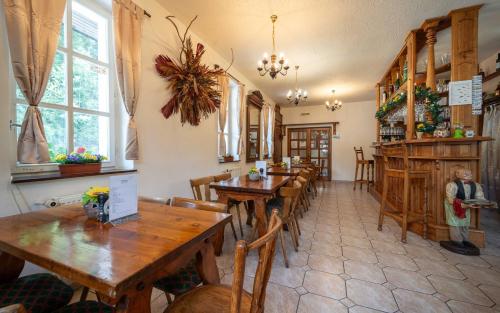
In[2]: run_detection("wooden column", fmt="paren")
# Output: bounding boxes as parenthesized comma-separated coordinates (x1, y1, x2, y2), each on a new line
(376, 83, 381, 142)
(422, 19, 440, 91)
(450, 5, 482, 132)
(405, 31, 417, 139)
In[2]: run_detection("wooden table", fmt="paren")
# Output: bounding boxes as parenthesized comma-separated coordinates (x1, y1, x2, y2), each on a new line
(267, 166, 301, 177)
(210, 175, 290, 252)
(0, 201, 231, 313)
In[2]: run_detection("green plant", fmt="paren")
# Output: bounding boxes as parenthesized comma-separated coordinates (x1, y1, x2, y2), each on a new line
(248, 167, 259, 174)
(416, 86, 443, 126)
(375, 93, 407, 121)
(416, 122, 435, 134)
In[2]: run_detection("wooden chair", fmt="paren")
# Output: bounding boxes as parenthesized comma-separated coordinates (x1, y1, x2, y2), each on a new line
(0, 304, 26, 313)
(164, 210, 283, 313)
(214, 173, 245, 238)
(266, 181, 302, 267)
(319, 159, 327, 188)
(353, 147, 375, 191)
(298, 170, 312, 208)
(296, 176, 309, 216)
(378, 145, 431, 243)
(307, 166, 319, 197)
(191, 175, 238, 240)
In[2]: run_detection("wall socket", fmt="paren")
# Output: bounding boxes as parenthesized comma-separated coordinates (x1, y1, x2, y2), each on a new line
(44, 194, 82, 208)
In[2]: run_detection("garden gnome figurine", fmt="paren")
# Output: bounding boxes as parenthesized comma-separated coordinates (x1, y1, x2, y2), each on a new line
(440, 167, 485, 255)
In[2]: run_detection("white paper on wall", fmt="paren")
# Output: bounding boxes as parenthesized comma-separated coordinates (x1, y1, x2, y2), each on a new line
(449, 80, 472, 106)
(471, 75, 483, 115)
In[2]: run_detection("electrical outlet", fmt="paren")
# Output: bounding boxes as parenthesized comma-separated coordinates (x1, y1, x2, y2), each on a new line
(44, 194, 81, 208)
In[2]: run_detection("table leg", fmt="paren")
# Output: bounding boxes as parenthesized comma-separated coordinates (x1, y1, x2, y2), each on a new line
(115, 284, 153, 313)
(246, 200, 255, 226)
(254, 198, 268, 237)
(213, 193, 229, 256)
(196, 238, 220, 285)
(0, 252, 25, 284)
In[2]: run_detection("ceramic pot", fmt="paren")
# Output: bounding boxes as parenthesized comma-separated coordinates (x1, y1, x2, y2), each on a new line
(416, 131, 424, 139)
(248, 172, 260, 181)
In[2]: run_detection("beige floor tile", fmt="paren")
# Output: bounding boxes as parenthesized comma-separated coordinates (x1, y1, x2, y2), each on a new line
(341, 227, 368, 238)
(447, 300, 497, 313)
(262, 282, 300, 313)
(342, 235, 372, 249)
(478, 284, 500, 306)
(376, 252, 418, 271)
(303, 270, 346, 300)
(480, 254, 500, 268)
(371, 240, 406, 255)
(274, 250, 309, 268)
(393, 288, 451, 313)
(405, 244, 446, 261)
(383, 267, 435, 294)
(311, 242, 343, 257)
(308, 254, 345, 274)
(441, 250, 491, 268)
(349, 306, 386, 313)
(316, 223, 341, 233)
(427, 275, 494, 306)
(314, 231, 342, 243)
(344, 260, 385, 284)
(297, 293, 348, 313)
(413, 258, 465, 280)
(456, 264, 500, 287)
(342, 246, 378, 264)
(346, 279, 398, 313)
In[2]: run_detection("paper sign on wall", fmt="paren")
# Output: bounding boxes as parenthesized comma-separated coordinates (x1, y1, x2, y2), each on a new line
(449, 80, 472, 106)
(282, 157, 291, 169)
(256, 161, 267, 178)
(109, 174, 138, 222)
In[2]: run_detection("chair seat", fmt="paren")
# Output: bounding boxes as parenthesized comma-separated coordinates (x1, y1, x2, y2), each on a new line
(52, 301, 113, 313)
(165, 285, 252, 313)
(153, 260, 202, 296)
(0, 273, 73, 313)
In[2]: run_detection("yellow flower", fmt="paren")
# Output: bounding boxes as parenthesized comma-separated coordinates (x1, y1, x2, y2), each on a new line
(55, 154, 67, 161)
(85, 186, 110, 197)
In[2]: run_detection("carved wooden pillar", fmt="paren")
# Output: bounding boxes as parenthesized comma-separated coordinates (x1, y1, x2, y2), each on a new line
(405, 31, 417, 139)
(376, 83, 381, 142)
(422, 19, 440, 91)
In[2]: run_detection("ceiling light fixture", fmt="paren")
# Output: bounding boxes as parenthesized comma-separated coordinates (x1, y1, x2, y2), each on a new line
(257, 15, 289, 79)
(325, 89, 342, 111)
(287, 65, 307, 105)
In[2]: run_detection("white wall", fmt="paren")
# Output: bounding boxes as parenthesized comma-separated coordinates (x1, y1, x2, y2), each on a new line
(280, 101, 376, 181)
(0, 0, 273, 217)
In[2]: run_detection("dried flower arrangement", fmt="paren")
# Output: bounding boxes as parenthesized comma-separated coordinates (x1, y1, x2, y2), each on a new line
(155, 16, 225, 126)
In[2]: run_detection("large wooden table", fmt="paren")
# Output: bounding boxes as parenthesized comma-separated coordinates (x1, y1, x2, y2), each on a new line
(0, 201, 231, 313)
(267, 166, 301, 177)
(210, 175, 290, 251)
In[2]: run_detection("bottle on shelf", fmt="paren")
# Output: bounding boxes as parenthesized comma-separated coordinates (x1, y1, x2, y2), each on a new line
(402, 61, 408, 82)
(496, 53, 500, 72)
(394, 72, 401, 90)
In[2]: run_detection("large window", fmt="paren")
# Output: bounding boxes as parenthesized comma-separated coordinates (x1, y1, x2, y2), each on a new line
(13, 0, 114, 167)
(218, 79, 241, 159)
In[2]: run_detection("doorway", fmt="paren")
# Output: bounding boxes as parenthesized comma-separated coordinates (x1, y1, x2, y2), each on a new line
(287, 127, 332, 180)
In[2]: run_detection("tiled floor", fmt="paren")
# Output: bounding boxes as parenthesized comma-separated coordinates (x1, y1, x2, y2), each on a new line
(76, 181, 500, 313)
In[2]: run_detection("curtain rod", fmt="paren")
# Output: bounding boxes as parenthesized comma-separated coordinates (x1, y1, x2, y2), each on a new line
(144, 10, 151, 18)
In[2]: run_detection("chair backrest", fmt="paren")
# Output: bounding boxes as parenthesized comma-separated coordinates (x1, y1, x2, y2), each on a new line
(214, 172, 232, 182)
(139, 196, 169, 204)
(190, 176, 215, 201)
(231, 210, 282, 313)
(296, 176, 308, 195)
(381, 145, 409, 171)
(0, 304, 27, 313)
(170, 197, 227, 213)
(278, 181, 302, 220)
(354, 147, 365, 162)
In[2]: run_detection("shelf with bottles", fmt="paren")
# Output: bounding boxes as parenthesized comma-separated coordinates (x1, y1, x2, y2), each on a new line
(380, 123, 406, 142)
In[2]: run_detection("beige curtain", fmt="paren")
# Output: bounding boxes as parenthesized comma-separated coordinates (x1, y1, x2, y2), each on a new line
(269, 105, 275, 157)
(237, 83, 245, 156)
(112, 0, 144, 160)
(217, 75, 230, 156)
(262, 104, 270, 157)
(3, 0, 66, 163)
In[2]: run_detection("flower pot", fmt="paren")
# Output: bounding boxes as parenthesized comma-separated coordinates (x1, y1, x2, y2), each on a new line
(422, 132, 434, 139)
(59, 163, 102, 176)
(248, 172, 260, 181)
(223, 156, 234, 162)
(416, 131, 424, 139)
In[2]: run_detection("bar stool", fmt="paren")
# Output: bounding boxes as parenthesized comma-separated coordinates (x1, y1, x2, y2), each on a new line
(377, 145, 431, 243)
(353, 147, 374, 191)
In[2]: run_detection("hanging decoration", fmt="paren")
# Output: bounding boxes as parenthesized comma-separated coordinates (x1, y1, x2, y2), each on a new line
(155, 15, 224, 126)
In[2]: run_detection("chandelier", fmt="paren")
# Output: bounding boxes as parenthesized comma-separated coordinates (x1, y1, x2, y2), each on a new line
(325, 89, 342, 111)
(287, 66, 307, 105)
(257, 15, 290, 79)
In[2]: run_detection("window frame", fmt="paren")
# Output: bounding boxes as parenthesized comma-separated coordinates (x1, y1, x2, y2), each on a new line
(10, 0, 116, 173)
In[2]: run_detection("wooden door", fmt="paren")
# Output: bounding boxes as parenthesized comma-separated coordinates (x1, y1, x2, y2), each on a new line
(273, 105, 283, 163)
(288, 127, 332, 180)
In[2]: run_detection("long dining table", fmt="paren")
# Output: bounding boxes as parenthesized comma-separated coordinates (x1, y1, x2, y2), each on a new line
(267, 166, 301, 177)
(210, 174, 290, 254)
(0, 201, 231, 313)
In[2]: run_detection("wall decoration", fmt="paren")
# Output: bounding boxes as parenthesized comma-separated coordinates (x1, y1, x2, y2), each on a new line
(155, 16, 224, 126)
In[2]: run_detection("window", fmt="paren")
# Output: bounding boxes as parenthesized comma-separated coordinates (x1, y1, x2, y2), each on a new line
(218, 79, 241, 159)
(12, 0, 114, 169)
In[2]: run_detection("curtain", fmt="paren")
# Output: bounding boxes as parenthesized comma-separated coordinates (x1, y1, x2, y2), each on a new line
(262, 104, 270, 157)
(112, 0, 144, 160)
(3, 0, 66, 163)
(481, 106, 500, 204)
(217, 75, 230, 156)
(269, 105, 275, 157)
(237, 83, 245, 156)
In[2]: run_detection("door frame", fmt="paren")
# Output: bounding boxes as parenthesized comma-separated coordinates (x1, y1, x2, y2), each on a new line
(286, 125, 333, 181)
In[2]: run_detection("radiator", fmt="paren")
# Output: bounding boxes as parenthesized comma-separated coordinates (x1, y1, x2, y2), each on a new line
(225, 167, 242, 177)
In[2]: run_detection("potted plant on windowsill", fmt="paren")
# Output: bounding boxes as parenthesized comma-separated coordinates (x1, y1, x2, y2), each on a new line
(223, 154, 234, 162)
(55, 147, 107, 176)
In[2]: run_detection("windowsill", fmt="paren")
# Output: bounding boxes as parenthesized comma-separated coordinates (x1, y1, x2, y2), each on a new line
(218, 159, 241, 164)
(11, 167, 137, 184)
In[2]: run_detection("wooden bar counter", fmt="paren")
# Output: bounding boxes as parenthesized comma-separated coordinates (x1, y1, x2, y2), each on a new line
(371, 137, 491, 247)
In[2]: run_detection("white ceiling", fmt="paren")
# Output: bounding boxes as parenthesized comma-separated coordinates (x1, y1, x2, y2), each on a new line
(157, 0, 500, 106)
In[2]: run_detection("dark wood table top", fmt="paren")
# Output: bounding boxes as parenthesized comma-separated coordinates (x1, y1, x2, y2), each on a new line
(0, 201, 231, 298)
(267, 166, 301, 176)
(210, 175, 290, 194)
